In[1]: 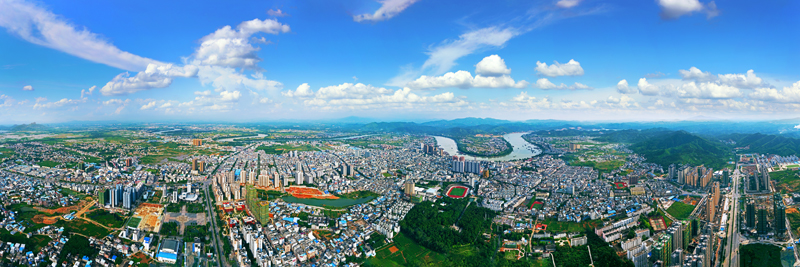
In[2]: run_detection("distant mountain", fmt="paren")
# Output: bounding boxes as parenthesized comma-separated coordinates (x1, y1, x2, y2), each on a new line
(726, 133, 800, 156)
(11, 122, 49, 132)
(420, 117, 511, 127)
(630, 131, 731, 169)
(594, 128, 671, 143)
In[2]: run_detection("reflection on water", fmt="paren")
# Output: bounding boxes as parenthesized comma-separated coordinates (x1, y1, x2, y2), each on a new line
(281, 196, 376, 208)
(218, 134, 268, 142)
(433, 132, 541, 162)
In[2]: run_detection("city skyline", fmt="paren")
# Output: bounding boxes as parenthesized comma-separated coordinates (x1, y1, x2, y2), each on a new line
(1, 0, 799, 123)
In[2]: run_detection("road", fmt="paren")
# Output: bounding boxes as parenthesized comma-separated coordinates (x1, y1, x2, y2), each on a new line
(203, 183, 228, 267)
(723, 167, 741, 267)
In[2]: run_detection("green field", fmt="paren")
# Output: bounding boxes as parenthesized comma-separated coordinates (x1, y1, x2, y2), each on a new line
(369, 233, 447, 266)
(127, 217, 143, 228)
(666, 201, 695, 220)
(540, 218, 601, 233)
(37, 160, 61, 167)
(771, 170, 800, 193)
(338, 190, 380, 199)
(86, 209, 127, 228)
(55, 219, 111, 238)
(448, 187, 467, 197)
(740, 244, 781, 267)
(256, 144, 319, 154)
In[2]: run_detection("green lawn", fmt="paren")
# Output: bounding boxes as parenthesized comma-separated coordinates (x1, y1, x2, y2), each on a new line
(540, 218, 602, 233)
(127, 217, 143, 228)
(256, 144, 319, 154)
(448, 187, 467, 197)
(740, 244, 781, 267)
(55, 219, 111, 238)
(368, 232, 447, 266)
(37, 160, 60, 167)
(666, 201, 695, 220)
(86, 209, 127, 228)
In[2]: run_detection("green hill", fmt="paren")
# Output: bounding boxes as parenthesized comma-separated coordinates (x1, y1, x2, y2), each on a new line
(726, 133, 800, 156)
(630, 131, 731, 168)
(10, 122, 49, 132)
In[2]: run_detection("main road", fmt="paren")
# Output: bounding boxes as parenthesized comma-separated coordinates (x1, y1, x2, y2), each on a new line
(723, 167, 742, 267)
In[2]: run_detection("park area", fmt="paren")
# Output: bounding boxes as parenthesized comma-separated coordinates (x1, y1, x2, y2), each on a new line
(666, 201, 695, 220)
(739, 243, 782, 267)
(446, 186, 469, 198)
(369, 233, 446, 266)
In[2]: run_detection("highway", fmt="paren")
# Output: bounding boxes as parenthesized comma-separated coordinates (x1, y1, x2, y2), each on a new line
(723, 167, 741, 267)
(203, 183, 229, 267)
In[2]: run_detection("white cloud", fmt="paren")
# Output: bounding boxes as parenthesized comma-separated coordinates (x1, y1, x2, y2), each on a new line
(299, 83, 468, 110)
(657, 0, 719, 20)
(219, 90, 241, 102)
(281, 83, 315, 98)
(140, 101, 156, 110)
(795, 124, 800, 130)
(556, 0, 581, 8)
(100, 64, 198, 96)
(267, 9, 288, 17)
(316, 83, 392, 99)
(159, 102, 173, 108)
(22, 85, 33, 91)
(407, 70, 528, 89)
(717, 69, 764, 89)
(535, 78, 590, 90)
(749, 81, 800, 103)
(33, 97, 86, 109)
(534, 59, 584, 77)
(0, 0, 160, 71)
(81, 86, 96, 98)
(353, 0, 419, 23)
(605, 95, 638, 108)
(197, 66, 282, 92)
(679, 66, 715, 82)
(421, 26, 519, 76)
(617, 79, 637, 94)
(637, 78, 660, 95)
(193, 18, 290, 69)
(474, 55, 511, 76)
(674, 82, 742, 99)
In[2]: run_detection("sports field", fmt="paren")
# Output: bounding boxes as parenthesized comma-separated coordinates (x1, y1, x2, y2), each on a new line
(530, 201, 544, 209)
(446, 186, 468, 198)
(614, 182, 627, 189)
(369, 233, 446, 266)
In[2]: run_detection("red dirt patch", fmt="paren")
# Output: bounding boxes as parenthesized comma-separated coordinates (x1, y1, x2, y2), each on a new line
(286, 186, 339, 199)
(388, 246, 399, 254)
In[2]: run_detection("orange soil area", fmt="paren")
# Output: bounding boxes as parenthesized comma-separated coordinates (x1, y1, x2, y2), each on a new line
(388, 246, 399, 253)
(131, 252, 152, 264)
(286, 186, 339, 199)
(787, 208, 799, 214)
(682, 197, 701, 206)
(35, 200, 88, 215)
(32, 214, 60, 225)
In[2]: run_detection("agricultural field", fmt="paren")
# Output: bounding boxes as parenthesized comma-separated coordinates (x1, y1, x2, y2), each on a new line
(771, 170, 800, 193)
(540, 218, 601, 233)
(257, 144, 320, 154)
(86, 209, 127, 228)
(666, 201, 695, 220)
(369, 233, 447, 266)
(55, 219, 112, 238)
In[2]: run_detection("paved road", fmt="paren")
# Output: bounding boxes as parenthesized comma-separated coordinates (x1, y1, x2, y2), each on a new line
(723, 168, 741, 267)
(203, 184, 228, 267)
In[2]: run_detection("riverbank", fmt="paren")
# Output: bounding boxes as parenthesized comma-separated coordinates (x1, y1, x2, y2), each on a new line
(453, 136, 513, 158)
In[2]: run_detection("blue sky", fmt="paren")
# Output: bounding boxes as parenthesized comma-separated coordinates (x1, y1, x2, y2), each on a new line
(0, 0, 798, 123)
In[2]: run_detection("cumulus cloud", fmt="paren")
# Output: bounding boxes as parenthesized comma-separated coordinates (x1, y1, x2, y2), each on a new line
(267, 9, 288, 17)
(657, 0, 720, 20)
(407, 70, 529, 89)
(282, 83, 315, 98)
(474, 55, 512, 76)
(534, 59, 584, 77)
(749, 81, 800, 102)
(0, 0, 161, 71)
(33, 97, 86, 109)
(81, 86, 96, 98)
(316, 83, 393, 99)
(637, 78, 660, 96)
(717, 70, 764, 89)
(679, 66, 715, 82)
(617, 79, 637, 94)
(140, 101, 156, 110)
(535, 78, 590, 90)
(100, 64, 199, 96)
(353, 0, 419, 23)
(795, 124, 800, 130)
(556, 0, 581, 8)
(193, 18, 290, 69)
(22, 85, 33, 91)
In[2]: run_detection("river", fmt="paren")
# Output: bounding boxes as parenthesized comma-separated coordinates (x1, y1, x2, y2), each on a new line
(433, 132, 541, 161)
(217, 134, 269, 142)
(281, 196, 376, 208)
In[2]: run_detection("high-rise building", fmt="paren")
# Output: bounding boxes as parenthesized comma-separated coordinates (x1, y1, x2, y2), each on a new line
(125, 158, 133, 167)
(198, 161, 204, 172)
(746, 200, 756, 229)
(628, 176, 638, 185)
(671, 249, 684, 266)
(404, 180, 414, 197)
(192, 158, 198, 171)
(670, 222, 684, 251)
(757, 208, 768, 234)
(669, 164, 676, 180)
(192, 139, 203, 146)
(775, 193, 787, 236)
(296, 171, 304, 185)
